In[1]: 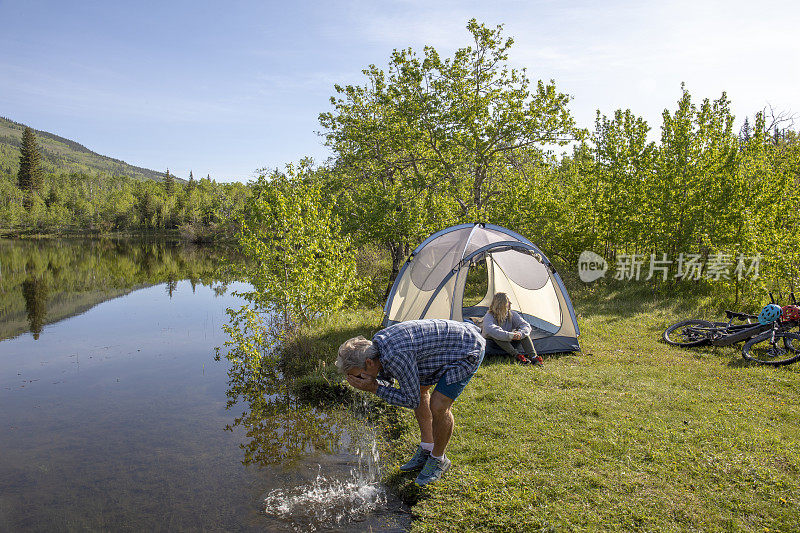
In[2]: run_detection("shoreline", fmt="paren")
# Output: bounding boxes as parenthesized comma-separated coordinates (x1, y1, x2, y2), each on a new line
(0, 228, 236, 244)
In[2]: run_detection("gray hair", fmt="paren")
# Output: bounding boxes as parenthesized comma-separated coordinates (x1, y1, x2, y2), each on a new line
(336, 336, 378, 373)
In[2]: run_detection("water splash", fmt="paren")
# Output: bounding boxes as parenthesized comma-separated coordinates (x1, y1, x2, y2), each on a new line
(263, 399, 387, 531)
(264, 467, 386, 531)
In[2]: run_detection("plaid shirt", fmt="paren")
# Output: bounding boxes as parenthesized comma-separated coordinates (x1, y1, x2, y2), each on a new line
(372, 319, 485, 408)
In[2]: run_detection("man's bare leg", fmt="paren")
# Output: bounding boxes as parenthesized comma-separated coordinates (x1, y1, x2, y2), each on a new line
(429, 391, 455, 457)
(415, 385, 434, 444)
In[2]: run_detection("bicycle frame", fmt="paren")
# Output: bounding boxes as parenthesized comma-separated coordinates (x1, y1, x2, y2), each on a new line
(709, 321, 774, 346)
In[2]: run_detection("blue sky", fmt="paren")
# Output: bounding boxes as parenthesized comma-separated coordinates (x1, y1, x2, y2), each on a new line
(1, 0, 798, 182)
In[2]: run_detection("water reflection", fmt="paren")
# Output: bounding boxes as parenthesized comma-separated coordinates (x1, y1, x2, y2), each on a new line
(21, 269, 48, 339)
(226, 384, 396, 531)
(0, 239, 409, 532)
(0, 238, 236, 341)
(228, 394, 345, 466)
(218, 312, 358, 466)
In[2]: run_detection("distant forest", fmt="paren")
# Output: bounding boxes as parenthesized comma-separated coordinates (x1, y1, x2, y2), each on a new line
(0, 118, 250, 239)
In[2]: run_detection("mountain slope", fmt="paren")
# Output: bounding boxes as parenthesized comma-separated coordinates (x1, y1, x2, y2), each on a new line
(0, 116, 168, 181)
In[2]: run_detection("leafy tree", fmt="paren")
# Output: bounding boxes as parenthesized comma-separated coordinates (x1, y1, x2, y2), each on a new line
(137, 185, 157, 227)
(0, 179, 26, 228)
(652, 87, 739, 263)
(320, 19, 577, 285)
(233, 160, 358, 329)
(739, 112, 800, 295)
(590, 109, 655, 256)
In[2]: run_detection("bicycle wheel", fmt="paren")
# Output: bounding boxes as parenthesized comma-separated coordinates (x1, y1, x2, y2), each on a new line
(742, 331, 800, 366)
(663, 319, 715, 347)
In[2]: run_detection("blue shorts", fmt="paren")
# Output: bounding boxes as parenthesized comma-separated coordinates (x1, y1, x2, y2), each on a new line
(433, 347, 485, 401)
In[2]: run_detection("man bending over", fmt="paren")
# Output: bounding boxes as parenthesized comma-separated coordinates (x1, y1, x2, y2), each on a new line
(336, 319, 485, 485)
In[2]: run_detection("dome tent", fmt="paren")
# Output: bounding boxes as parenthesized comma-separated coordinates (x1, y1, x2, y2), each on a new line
(382, 223, 580, 354)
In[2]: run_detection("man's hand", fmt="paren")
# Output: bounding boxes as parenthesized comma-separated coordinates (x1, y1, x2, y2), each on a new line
(346, 372, 378, 393)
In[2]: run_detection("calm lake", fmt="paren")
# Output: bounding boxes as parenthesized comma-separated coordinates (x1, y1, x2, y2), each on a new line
(0, 238, 408, 532)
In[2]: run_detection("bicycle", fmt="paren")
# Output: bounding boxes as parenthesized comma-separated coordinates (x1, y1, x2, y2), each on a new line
(663, 293, 800, 356)
(663, 310, 768, 348)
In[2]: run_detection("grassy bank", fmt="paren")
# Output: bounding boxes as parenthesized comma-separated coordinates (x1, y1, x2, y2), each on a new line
(290, 281, 799, 532)
(0, 225, 240, 245)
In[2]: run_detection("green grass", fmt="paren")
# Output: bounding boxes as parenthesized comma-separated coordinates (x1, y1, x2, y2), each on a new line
(368, 282, 800, 532)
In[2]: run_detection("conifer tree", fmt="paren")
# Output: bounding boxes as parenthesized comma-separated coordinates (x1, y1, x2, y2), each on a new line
(164, 168, 175, 195)
(188, 170, 195, 190)
(739, 117, 752, 144)
(18, 127, 44, 208)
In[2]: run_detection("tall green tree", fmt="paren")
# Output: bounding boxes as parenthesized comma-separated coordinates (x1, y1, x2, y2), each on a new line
(18, 127, 44, 210)
(591, 109, 655, 256)
(163, 168, 175, 196)
(652, 87, 739, 262)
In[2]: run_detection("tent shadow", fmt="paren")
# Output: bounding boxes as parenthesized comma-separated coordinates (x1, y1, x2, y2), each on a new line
(479, 354, 523, 367)
(541, 350, 584, 361)
(479, 350, 579, 367)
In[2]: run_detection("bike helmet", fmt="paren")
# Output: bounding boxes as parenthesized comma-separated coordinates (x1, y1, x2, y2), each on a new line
(758, 304, 782, 325)
(781, 305, 800, 322)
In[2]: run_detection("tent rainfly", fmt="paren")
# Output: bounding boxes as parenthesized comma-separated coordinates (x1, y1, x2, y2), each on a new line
(383, 223, 580, 354)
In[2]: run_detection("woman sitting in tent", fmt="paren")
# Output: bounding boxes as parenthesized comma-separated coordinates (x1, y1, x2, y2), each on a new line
(482, 292, 544, 366)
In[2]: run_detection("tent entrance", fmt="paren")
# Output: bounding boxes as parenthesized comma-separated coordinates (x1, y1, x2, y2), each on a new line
(460, 255, 491, 324)
(462, 257, 490, 308)
(458, 251, 562, 337)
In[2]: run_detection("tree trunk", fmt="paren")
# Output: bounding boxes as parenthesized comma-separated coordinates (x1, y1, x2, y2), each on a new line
(472, 165, 485, 211)
(384, 240, 407, 299)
